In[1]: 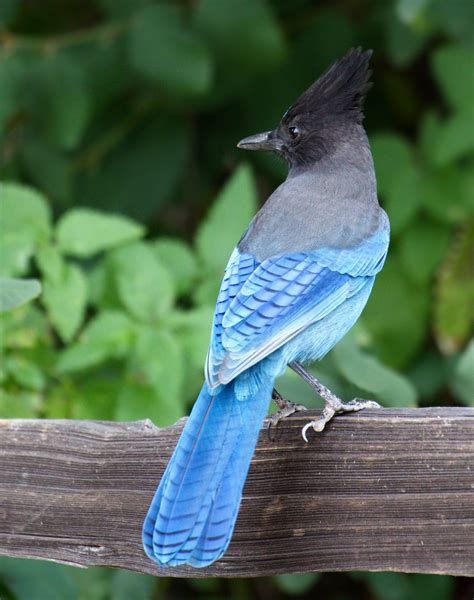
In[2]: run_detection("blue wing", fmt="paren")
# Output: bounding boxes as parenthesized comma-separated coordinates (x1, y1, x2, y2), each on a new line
(205, 249, 256, 385)
(206, 222, 389, 388)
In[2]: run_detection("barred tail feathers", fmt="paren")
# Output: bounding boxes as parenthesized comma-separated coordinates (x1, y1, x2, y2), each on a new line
(142, 372, 273, 567)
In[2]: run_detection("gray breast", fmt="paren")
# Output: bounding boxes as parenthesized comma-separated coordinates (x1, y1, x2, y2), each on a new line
(239, 168, 383, 262)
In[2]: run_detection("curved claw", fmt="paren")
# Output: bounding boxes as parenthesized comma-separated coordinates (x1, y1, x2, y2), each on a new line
(301, 398, 381, 442)
(301, 417, 327, 442)
(302, 421, 312, 443)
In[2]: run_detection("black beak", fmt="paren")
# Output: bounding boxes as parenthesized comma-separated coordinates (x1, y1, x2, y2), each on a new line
(237, 130, 283, 151)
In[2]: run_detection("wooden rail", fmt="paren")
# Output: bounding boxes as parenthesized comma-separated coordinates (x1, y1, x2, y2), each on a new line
(0, 408, 473, 577)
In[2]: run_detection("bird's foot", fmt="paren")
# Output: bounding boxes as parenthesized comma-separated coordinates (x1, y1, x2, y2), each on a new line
(268, 389, 307, 438)
(301, 397, 381, 442)
(288, 362, 381, 442)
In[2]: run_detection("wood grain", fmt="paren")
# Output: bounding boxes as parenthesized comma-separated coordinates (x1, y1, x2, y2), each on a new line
(0, 408, 473, 577)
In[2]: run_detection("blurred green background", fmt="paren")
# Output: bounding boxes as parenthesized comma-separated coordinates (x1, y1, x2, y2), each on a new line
(0, 0, 473, 598)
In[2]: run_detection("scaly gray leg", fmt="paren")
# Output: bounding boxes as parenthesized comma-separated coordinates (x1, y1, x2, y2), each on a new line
(289, 362, 381, 442)
(268, 388, 307, 430)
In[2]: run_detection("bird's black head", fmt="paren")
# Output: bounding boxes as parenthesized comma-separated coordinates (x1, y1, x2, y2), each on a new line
(238, 47, 373, 169)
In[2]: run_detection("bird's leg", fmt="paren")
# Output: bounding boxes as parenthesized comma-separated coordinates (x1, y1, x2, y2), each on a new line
(268, 388, 307, 431)
(289, 361, 381, 442)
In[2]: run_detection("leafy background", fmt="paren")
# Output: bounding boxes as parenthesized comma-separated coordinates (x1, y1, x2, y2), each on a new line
(0, 0, 473, 598)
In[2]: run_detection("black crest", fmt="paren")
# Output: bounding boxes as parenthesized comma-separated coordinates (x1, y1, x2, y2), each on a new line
(283, 47, 373, 125)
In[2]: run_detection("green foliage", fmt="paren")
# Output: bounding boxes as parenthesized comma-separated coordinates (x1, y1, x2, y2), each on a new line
(451, 340, 474, 406)
(0, 1, 473, 598)
(0, 278, 41, 312)
(194, 0, 286, 73)
(0, 558, 78, 600)
(332, 336, 417, 407)
(274, 573, 320, 595)
(432, 45, 474, 111)
(356, 572, 454, 600)
(434, 220, 474, 353)
(129, 4, 212, 97)
(42, 262, 87, 342)
(56, 208, 144, 257)
(109, 241, 174, 321)
(195, 163, 257, 273)
(0, 183, 51, 276)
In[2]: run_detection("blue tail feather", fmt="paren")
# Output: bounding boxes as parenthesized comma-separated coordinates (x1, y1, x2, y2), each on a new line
(142, 371, 273, 567)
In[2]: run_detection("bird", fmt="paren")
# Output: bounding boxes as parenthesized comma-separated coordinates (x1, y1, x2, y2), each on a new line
(142, 47, 390, 568)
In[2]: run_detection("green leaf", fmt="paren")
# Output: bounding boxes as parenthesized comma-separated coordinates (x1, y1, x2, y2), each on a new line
(194, 0, 286, 73)
(418, 110, 442, 165)
(116, 328, 184, 426)
(110, 241, 174, 322)
(68, 566, 113, 600)
(0, 390, 42, 418)
(0, 557, 78, 600)
(434, 220, 474, 353)
(0, 278, 41, 312)
(71, 380, 120, 420)
(451, 339, 474, 406)
(0, 304, 50, 350)
(370, 133, 414, 195)
(169, 307, 214, 371)
(4, 355, 46, 390)
(79, 116, 189, 221)
(360, 571, 454, 600)
(0, 182, 51, 239)
(274, 573, 320, 595)
(292, 10, 356, 83)
(333, 336, 417, 407)
(398, 222, 451, 285)
(36, 244, 64, 284)
(130, 328, 183, 410)
(408, 352, 449, 401)
(361, 572, 411, 600)
(152, 238, 198, 295)
(42, 263, 87, 342)
(361, 254, 430, 369)
(419, 166, 473, 225)
(431, 105, 474, 165)
(385, 9, 428, 67)
(87, 257, 122, 311)
(110, 570, 156, 600)
(57, 311, 135, 373)
(20, 138, 73, 207)
(31, 53, 92, 150)
(42, 384, 72, 419)
(0, 183, 51, 275)
(0, 234, 33, 278)
(429, 0, 474, 43)
(193, 276, 221, 307)
(56, 208, 144, 257)
(396, 0, 431, 26)
(168, 306, 214, 397)
(129, 4, 212, 97)
(370, 133, 422, 235)
(195, 163, 257, 272)
(432, 44, 474, 110)
(407, 574, 454, 600)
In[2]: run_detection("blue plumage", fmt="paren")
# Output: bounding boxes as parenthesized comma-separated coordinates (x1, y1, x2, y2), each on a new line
(142, 369, 273, 566)
(142, 48, 390, 568)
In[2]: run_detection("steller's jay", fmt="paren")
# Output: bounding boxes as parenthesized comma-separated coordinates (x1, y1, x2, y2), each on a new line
(142, 47, 389, 568)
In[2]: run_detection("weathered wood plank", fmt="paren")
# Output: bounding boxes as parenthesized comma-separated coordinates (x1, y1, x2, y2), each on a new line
(0, 408, 473, 577)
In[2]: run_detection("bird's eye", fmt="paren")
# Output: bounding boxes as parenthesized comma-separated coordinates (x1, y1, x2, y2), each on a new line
(288, 126, 300, 139)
